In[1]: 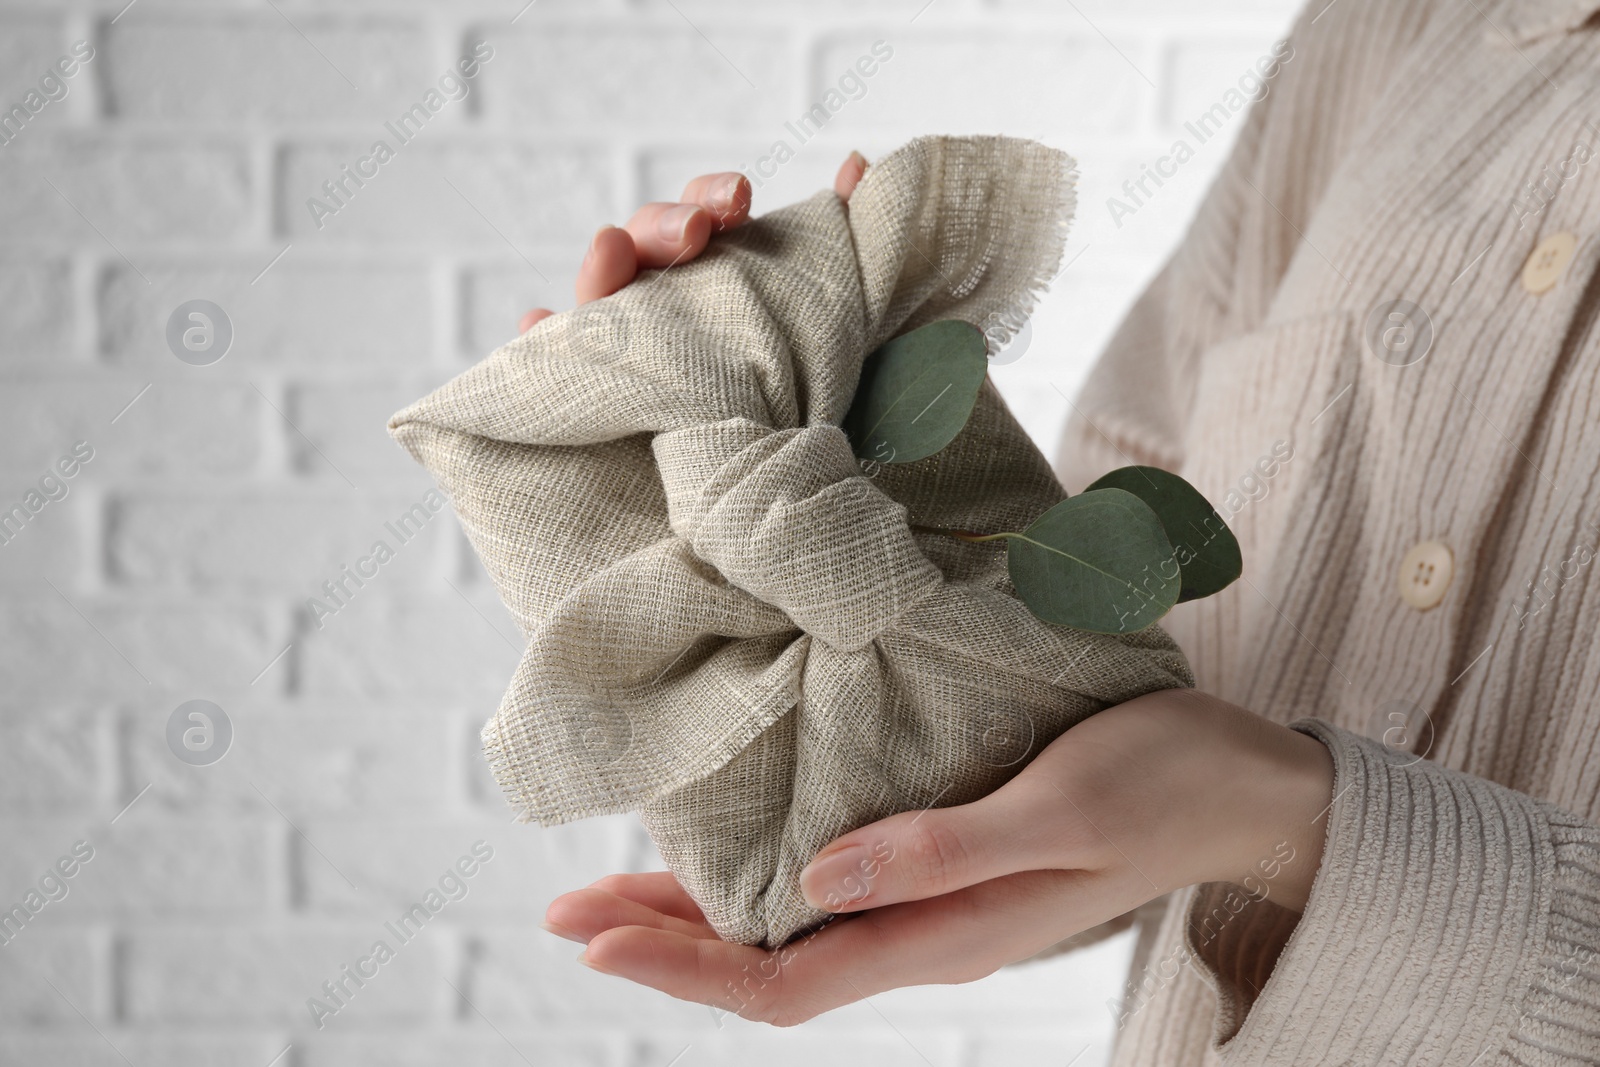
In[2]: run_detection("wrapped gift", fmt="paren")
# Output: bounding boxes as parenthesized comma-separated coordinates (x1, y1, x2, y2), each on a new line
(389, 135, 1193, 947)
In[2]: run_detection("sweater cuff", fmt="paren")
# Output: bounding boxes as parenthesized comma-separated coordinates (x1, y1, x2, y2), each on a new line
(1185, 719, 1558, 1064)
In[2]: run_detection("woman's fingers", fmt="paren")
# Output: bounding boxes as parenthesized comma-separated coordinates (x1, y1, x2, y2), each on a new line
(573, 224, 639, 304)
(580, 868, 1112, 1026)
(569, 200, 714, 309)
(544, 870, 712, 943)
(680, 171, 752, 230)
(835, 151, 868, 201)
(544, 885, 720, 945)
(587, 871, 709, 926)
(580, 924, 784, 1018)
(622, 202, 715, 270)
(525, 160, 858, 330)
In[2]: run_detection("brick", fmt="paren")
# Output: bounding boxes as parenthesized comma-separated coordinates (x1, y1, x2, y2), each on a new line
(0, 705, 102, 813)
(289, 380, 442, 483)
(121, 703, 458, 818)
(298, 592, 521, 700)
(303, 1034, 620, 1067)
(0, 821, 276, 916)
(103, 15, 435, 121)
(0, 596, 282, 698)
(123, 926, 447, 1025)
(0, 257, 73, 362)
(475, 26, 793, 132)
(0, 15, 73, 123)
(1163, 38, 1291, 131)
(300, 817, 632, 915)
(0, 475, 85, 582)
(0, 1034, 286, 1067)
(0, 379, 261, 478)
(0, 136, 254, 243)
(0, 596, 156, 698)
(811, 32, 1145, 138)
(107, 492, 452, 590)
(99, 259, 435, 368)
(0, 930, 98, 1023)
(459, 260, 577, 358)
(112, 380, 264, 476)
(109, 602, 289, 692)
(277, 140, 610, 245)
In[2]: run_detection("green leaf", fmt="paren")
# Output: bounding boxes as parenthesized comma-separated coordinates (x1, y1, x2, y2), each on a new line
(1004, 488, 1179, 634)
(1084, 466, 1242, 602)
(843, 319, 988, 464)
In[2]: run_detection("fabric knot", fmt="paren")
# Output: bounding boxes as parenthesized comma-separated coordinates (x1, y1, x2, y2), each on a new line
(652, 417, 943, 651)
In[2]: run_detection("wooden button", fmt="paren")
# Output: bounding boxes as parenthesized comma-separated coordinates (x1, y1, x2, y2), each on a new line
(1399, 540, 1453, 611)
(1522, 231, 1577, 294)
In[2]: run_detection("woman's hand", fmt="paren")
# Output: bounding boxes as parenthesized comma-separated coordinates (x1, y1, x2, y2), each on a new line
(543, 688, 1335, 1026)
(517, 152, 869, 334)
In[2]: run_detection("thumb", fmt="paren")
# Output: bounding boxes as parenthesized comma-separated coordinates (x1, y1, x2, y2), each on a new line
(797, 784, 1063, 913)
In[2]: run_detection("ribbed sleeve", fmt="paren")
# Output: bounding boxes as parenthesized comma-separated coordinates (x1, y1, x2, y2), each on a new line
(1184, 721, 1600, 1065)
(1505, 814, 1600, 1064)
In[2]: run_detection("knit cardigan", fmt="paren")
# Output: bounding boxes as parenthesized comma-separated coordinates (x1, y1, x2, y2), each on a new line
(1050, 0, 1600, 1063)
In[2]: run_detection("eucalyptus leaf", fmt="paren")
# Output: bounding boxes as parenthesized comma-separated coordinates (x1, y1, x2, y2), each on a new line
(843, 319, 988, 464)
(1002, 488, 1179, 634)
(1085, 466, 1242, 602)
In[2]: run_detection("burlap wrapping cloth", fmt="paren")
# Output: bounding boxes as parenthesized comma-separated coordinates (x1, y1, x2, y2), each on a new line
(389, 135, 1194, 947)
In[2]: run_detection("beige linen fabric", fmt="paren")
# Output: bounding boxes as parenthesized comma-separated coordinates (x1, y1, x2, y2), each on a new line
(1050, 0, 1600, 1063)
(390, 135, 1194, 947)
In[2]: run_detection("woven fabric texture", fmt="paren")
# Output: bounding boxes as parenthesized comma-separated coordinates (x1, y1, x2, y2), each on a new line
(389, 134, 1194, 947)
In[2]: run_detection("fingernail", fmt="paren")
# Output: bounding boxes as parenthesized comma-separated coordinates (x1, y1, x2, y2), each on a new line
(583, 225, 611, 264)
(576, 951, 615, 974)
(709, 174, 743, 212)
(657, 203, 700, 242)
(799, 844, 869, 910)
(540, 920, 586, 944)
(849, 149, 868, 170)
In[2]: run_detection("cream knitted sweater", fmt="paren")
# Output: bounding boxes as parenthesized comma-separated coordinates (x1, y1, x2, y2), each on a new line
(1051, 0, 1600, 1063)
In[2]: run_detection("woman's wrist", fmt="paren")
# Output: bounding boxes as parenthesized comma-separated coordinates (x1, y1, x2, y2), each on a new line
(1226, 721, 1335, 913)
(1106, 687, 1336, 913)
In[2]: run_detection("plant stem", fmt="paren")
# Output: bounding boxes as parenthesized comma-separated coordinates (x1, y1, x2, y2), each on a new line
(908, 524, 1018, 543)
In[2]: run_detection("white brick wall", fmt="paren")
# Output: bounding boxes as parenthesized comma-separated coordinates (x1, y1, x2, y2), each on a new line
(0, 2, 1300, 1064)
